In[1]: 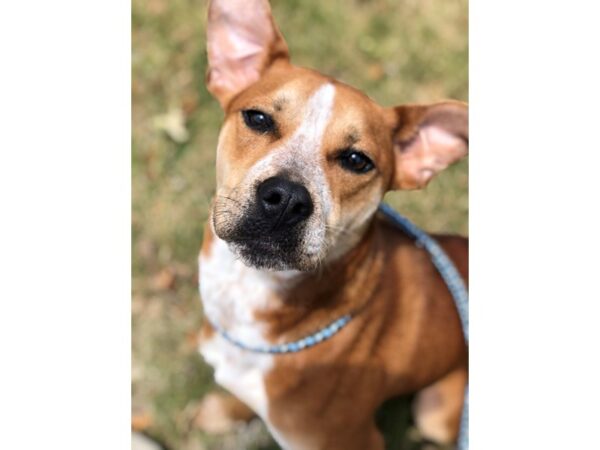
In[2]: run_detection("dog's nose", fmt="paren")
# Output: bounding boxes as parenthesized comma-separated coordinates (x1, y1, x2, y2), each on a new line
(257, 177, 313, 228)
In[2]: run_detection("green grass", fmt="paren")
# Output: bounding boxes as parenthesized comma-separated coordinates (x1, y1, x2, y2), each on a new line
(132, 0, 467, 448)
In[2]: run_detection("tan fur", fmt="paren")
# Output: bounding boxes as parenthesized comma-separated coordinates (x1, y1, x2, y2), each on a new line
(194, 392, 256, 434)
(413, 365, 468, 444)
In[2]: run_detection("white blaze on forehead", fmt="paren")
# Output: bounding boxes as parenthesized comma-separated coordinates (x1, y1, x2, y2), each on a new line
(291, 82, 336, 220)
(288, 82, 336, 152)
(244, 82, 337, 176)
(241, 81, 336, 210)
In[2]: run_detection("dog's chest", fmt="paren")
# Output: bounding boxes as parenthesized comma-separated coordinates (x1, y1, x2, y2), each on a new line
(198, 235, 279, 417)
(198, 235, 356, 450)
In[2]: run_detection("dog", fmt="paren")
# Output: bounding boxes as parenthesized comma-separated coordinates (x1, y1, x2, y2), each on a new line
(196, 0, 468, 448)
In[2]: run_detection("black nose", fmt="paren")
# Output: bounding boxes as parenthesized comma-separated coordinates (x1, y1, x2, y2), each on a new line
(257, 177, 313, 228)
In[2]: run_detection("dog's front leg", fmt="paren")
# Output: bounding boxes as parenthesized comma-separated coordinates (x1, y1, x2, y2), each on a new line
(194, 391, 256, 434)
(413, 364, 468, 444)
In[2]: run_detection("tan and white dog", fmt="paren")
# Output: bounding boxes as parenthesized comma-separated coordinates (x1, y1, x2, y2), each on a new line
(197, 1, 468, 449)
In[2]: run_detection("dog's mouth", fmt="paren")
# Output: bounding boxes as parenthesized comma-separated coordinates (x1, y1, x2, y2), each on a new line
(230, 236, 308, 271)
(213, 207, 324, 271)
(223, 222, 322, 271)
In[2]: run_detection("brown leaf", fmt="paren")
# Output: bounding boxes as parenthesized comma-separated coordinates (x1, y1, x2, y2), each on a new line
(132, 413, 153, 431)
(151, 267, 176, 291)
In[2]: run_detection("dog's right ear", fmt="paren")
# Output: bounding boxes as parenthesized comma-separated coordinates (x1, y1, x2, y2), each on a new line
(206, 0, 290, 109)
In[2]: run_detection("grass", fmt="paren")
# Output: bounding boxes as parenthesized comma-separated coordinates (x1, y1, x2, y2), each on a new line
(132, 0, 467, 449)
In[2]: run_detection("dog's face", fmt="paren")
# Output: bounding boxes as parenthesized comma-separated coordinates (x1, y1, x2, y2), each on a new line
(212, 68, 395, 270)
(206, 0, 468, 271)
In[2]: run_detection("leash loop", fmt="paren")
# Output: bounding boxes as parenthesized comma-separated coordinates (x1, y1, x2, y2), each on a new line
(203, 204, 469, 448)
(205, 314, 353, 354)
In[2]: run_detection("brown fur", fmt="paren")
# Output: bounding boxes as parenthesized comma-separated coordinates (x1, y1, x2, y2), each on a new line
(262, 218, 468, 449)
(200, 212, 467, 448)
(197, 1, 468, 448)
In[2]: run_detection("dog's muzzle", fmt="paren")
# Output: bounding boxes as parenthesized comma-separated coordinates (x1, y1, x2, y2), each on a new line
(216, 175, 317, 270)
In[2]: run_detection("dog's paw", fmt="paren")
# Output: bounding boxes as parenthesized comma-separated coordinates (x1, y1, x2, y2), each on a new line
(193, 393, 240, 434)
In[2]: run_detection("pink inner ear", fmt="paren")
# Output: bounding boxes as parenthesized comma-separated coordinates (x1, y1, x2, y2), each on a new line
(397, 125, 467, 189)
(207, 0, 287, 107)
(209, 18, 272, 90)
(208, 31, 265, 96)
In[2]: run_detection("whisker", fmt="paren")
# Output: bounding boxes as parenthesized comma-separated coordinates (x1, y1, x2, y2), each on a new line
(216, 194, 243, 207)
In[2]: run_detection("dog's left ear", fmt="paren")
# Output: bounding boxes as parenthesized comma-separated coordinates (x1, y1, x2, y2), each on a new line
(206, 0, 290, 109)
(387, 101, 468, 190)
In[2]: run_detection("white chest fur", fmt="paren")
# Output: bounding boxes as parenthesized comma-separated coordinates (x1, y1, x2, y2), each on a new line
(198, 235, 280, 419)
(199, 235, 331, 450)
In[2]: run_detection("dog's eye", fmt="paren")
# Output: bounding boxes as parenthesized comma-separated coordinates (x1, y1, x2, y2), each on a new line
(338, 149, 375, 174)
(242, 109, 275, 134)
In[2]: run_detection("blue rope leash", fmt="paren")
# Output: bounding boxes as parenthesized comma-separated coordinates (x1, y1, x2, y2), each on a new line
(378, 203, 469, 450)
(206, 314, 353, 354)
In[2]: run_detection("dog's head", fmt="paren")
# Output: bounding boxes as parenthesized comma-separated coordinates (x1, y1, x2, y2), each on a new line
(206, 0, 468, 271)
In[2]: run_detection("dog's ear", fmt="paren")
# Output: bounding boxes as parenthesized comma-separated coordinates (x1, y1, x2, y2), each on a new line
(387, 101, 468, 190)
(206, 0, 290, 109)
